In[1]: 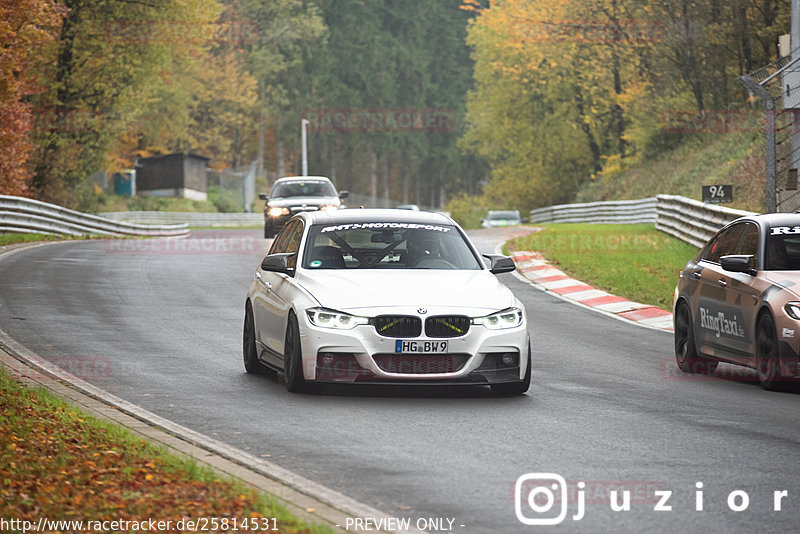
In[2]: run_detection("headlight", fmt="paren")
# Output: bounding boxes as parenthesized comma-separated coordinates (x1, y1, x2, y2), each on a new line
(785, 302, 800, 320)
(306, 308, 369, 329)
(320, 204, 338, 211)
(268, 207, 290, 217)
(472, 307, 524, 330)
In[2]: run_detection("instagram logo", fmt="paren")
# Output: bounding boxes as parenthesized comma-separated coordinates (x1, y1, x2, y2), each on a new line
(515, 473, 569, 525)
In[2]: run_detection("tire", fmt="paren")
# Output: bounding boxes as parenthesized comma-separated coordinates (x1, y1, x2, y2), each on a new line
(243, 303, 266, 374)
(491, 343, 531, 396)
(283, 312, 308, 392)
(674, 302, 718, 374)
(756, 312, 783, 390)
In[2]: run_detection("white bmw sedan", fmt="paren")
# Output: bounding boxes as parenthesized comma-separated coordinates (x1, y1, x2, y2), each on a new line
(243, 209, 530, 395)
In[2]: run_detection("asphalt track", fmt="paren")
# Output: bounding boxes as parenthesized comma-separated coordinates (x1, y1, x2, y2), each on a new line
(1, 228, 800, 533)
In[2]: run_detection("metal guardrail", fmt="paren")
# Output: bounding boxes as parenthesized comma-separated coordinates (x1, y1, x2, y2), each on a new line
(528, 195, 757, 248)
(528, 197, 658, 224)
(655, 194, 756, 248)
(0, 195, 190, 237)
(100, 211, 263, 227)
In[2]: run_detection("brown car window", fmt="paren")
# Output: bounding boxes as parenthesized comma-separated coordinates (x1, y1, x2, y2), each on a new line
(703, 223, 747, 264)
(735, 223, 759, 268)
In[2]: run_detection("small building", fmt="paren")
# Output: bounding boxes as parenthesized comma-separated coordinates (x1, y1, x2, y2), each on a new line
(135, 153, 209, 201)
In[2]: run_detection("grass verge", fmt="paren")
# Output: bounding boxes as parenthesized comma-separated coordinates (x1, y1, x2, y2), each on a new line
(0, 367, 332, 533)
(508, 223, 699, 310)
(575, 131, 763, 213)
(0, 233, 63, 246)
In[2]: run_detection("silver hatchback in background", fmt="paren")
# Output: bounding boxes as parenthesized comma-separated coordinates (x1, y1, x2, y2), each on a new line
(482, 210, 522, 228)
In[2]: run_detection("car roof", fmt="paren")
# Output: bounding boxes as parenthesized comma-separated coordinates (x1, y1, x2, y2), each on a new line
(731, 213, 800, 228)
(298, 208, 455, 226)
(273, 176, 332, 184)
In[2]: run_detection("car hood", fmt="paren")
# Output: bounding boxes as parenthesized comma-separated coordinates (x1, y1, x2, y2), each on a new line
(763, 271, 800, 298)
(268, 196, 340, 208)
(296, 269, 516, 314)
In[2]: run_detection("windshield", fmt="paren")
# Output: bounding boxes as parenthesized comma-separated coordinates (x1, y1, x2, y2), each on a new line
(271, 181, 336, 198)
(302, 223, 482, 270)
(765, 233, 800, 270)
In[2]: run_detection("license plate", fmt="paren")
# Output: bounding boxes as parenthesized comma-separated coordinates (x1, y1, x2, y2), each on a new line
(394, 340, 449, 354)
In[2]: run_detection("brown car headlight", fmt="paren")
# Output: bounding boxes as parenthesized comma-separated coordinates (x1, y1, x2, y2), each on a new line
(784, 302, 800, 320)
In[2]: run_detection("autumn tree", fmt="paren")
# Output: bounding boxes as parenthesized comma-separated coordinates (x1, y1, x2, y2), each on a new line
(460, 0, 789, 212)
(0, 0, 63, 197)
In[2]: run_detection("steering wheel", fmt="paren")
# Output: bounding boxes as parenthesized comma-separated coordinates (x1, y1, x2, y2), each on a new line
(412, 257, 457, 269)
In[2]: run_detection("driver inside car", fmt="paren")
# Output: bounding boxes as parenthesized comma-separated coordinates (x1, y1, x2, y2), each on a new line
(404, 230, 442, 267)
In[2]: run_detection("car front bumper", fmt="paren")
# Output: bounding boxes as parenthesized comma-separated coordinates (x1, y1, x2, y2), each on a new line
(296, 310, 529, 385)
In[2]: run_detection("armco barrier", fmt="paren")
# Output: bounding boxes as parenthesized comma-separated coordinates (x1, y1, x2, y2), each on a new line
(100, 211, 263, 227)
(0, 195, 189, 237)
(654, 194, 756, 248)
(528, 198, 657, 224)
(528, 195, 757, 248)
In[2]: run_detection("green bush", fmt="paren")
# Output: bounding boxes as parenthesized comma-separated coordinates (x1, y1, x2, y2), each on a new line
(445, 193, 486, 229)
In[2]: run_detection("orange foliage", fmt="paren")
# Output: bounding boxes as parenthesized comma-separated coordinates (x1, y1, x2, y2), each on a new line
(0, 0, 64, 197)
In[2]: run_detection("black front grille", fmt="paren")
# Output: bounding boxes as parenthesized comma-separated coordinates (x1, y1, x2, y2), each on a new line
(290, 206, 320, 213)
(425, 316, 470, 338)
(373, 316, 422, 338)
(373, 354, 470, 374)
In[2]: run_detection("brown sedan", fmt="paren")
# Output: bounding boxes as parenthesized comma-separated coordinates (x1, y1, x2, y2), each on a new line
(673, 213, 800, 390)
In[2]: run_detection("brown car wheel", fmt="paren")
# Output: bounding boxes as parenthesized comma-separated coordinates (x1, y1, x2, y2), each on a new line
(756, 312, 783, 391)
(674, 302, 718, 374)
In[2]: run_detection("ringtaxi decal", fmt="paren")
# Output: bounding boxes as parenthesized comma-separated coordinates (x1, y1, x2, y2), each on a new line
(699, 307, 745, 338)
(320, 223, 451, 233)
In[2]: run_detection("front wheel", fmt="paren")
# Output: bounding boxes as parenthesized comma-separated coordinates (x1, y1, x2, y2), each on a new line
(674, 302, 718, 374)
(757, 312, 783, 390)
(491, 343, 531, 396)
(283, 313, 308, 392)
(243, 303, 266, 374)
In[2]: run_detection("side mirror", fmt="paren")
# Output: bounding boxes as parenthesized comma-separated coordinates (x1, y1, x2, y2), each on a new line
(720, 254, 755, 275)
(338, 190, 349, 199)
(261, 253, 296, 275)
(483, 254, 516, 274)
(258, 193, 268, 201)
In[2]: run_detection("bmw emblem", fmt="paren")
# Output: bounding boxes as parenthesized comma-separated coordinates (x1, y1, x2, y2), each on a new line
(417, 307, 428, 314)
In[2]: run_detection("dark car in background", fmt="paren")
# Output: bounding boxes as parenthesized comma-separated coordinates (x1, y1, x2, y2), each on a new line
(258, 176, 348, 238)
